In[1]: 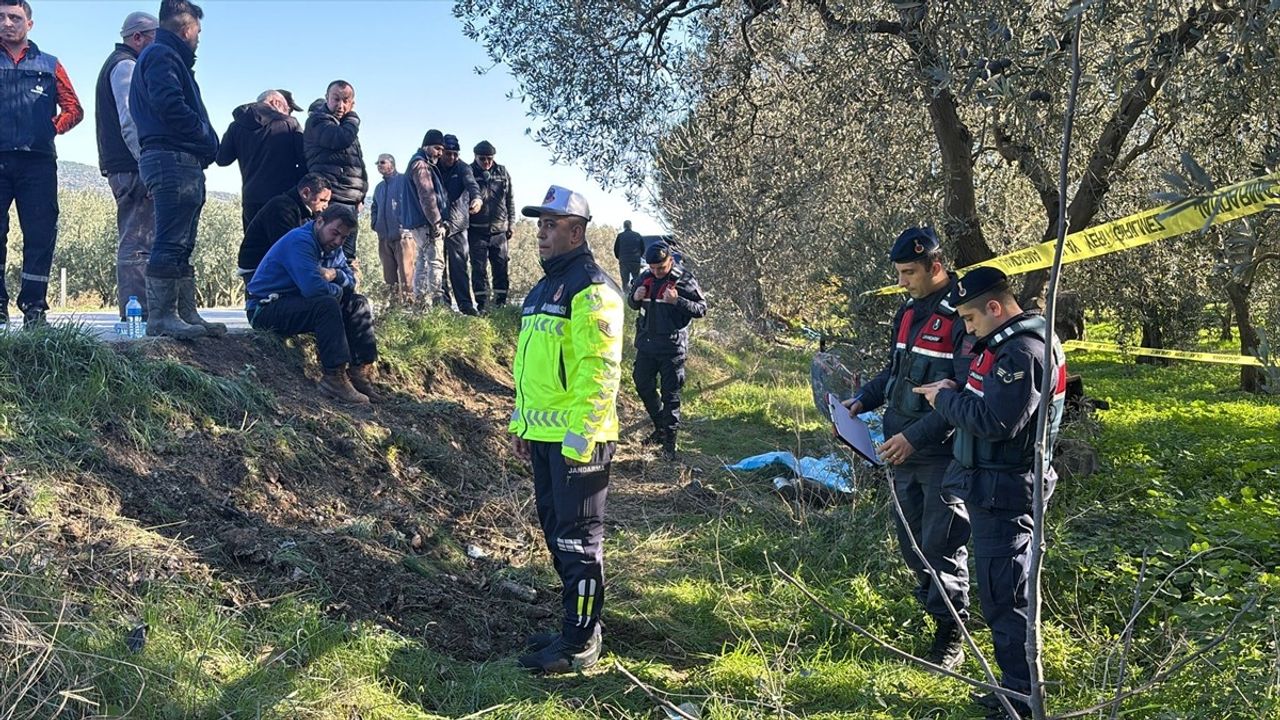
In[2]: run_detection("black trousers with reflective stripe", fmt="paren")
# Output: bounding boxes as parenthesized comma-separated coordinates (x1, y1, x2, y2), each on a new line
(892, 462, 971, 622)
(530, 439, 613, 647)
(633, 351, 686, 430)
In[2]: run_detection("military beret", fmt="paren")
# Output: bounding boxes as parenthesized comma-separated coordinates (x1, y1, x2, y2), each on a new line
(950, 266, 1010, 306)
(443, 134, 461, 151)
(422, 129, 445, 147)
(474, 140, 496, 156)
(644, 242, 672, 264)
(889, 226, 941, 263)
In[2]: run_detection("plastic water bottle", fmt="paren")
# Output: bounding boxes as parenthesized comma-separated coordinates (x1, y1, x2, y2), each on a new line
(125, 296, 144, 339)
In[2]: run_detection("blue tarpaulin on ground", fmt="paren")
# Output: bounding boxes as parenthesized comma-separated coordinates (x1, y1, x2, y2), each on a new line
(724, 412, 886, 495)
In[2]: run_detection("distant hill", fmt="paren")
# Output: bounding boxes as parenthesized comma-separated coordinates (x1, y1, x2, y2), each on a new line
(57, 160, 239, 203)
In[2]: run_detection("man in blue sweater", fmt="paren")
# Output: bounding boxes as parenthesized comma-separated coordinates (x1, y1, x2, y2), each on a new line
(129, 0, 222, 339)
(246, 204, 380, 405)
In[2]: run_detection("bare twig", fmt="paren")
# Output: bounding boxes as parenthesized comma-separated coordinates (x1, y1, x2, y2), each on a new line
(614, 660, 700, 720)
(1108, 550, 1149, 720)
(1050, 596, 1260, 720)
(773, 564, 1029, 702)
(1028, 10, 1084, 720)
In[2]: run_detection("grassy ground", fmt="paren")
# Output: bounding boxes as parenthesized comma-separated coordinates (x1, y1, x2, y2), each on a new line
(1, 313, 1277, 719)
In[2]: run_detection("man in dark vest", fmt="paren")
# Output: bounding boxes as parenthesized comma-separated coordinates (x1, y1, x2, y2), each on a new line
(96, 10, 157, 321)
(468, 140, 514, 312)
(130, 0, 223, 339)
(0, 0, 84, 327)
(842, 226, 972, 670)
(914, 266, 1067, 720)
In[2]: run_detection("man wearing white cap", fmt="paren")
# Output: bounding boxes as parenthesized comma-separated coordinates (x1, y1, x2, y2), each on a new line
(95, 10, 157, 321)
(509, 185, 624, 674)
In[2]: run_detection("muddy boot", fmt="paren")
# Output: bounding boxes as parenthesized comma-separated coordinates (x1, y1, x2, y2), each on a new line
(347, 363, 383, 403)
(925, 619, 964, 670)
(177, 276, 227, 337)
(518, 624, 601, 674)
(145, 277, 206, 339)
(319, 365, 370, 405)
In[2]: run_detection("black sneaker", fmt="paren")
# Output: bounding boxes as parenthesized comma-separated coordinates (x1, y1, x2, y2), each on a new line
(517, 625, 601, 674)
(661, 429, 677, 459)
(21, 308, 47, 329)
(972, 691, 1031, 719)
(925, 619, 964, 670)
(642, 427, 665, 446)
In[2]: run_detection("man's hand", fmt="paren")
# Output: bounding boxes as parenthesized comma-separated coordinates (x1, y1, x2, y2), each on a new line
(912, 379, 958, 408)
(469, 198, 483, 214)
(660, 285, 679, 304)
(510, 435, 531, 463)
(878, 433, 916, 466)
(841, 397, 864, 418)
(632, 285, 648, 302)
(320, 268, 338, 282)
(505, 228, 513, 240)
(356, 201, 364, 214)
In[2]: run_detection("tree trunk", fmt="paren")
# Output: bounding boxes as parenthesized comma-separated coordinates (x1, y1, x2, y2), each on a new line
(1219, 305, 1234, 342)
(1225, 281, 1262, 393)
(1138, 319, 1170, 366)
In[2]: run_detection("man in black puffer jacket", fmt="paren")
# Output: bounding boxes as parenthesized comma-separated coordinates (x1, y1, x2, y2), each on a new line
(626, 242, 707, 457)
(216, 90, 305, 231)
(304, 80, 367, 261)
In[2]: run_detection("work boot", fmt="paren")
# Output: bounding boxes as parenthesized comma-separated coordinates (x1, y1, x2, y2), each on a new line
(973, 691, 1031, 719)
(523, 630, 559, 653)
(925, 619, 965, 670)
(347, 363, 383, 402)
(319, 366, 370, 405)
(145, 277, 206, 339)
(21, 307, 47, 329)
(662, 428, 678, 459)
(641, 425, 665, 446)
(518, 625, 601, 674)
(177, 276, 227, 337)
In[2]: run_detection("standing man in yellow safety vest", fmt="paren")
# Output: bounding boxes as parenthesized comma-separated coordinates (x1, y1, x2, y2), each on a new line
(509, 185, 624, 674)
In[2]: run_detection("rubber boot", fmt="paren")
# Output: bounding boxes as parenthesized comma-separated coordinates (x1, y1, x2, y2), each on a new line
(177, 276, 227, 336)
(347, 363, 383, 403)
(319, 365, 370, 405)
(145, 277, 206, 339)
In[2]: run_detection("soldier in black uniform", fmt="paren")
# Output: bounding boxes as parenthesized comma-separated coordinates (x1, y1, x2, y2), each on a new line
(914, 266, 1067, 720)
(842, 226, 973, 669)
(627, 242, 707, 457)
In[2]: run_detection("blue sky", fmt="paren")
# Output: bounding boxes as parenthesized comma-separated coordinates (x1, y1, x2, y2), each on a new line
(31, 0, 668, 233)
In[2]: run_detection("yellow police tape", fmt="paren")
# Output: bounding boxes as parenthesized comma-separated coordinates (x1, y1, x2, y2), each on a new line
(868, 171, 1280, 296)
(1063, 340, 1264, 367)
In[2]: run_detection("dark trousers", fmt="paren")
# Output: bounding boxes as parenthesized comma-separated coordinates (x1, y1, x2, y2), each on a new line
(468, 227, 509, 309)
(530, 439, 613, 647)
(0, 152, 59, 312)
(109, 171, 156, 319)
(249, 291, 377, 370)
(633, 351, 685, 430)
(969, 504, 1035, 693)
(892, 463, 971, 621)
(443, 230, 475, 313)
(619, 261, 641, 289)
(335, 203, 358, 260)
(140, 150, 206, 279)
(241, 199, 266, 234)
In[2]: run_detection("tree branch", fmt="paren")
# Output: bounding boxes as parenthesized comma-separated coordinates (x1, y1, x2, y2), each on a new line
(807, 0, 902, 36)
(995, 121, 1061, 239)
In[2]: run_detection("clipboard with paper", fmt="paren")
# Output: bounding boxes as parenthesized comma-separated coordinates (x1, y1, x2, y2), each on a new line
(827, 393, 884, 466)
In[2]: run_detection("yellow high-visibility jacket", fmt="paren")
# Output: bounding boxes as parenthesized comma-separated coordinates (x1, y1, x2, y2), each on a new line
(510, 246, 624, 462)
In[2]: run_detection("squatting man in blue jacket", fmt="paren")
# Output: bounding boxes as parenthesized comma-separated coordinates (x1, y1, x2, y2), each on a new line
(626, 242, 707, 457)
(913, 266, 1068, 720)
(245, 204, 382, 406)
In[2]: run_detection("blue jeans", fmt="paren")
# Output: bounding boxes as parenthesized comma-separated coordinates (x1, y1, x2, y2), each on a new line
(0, 151, 59, 312)
(139, 149, 206, 279)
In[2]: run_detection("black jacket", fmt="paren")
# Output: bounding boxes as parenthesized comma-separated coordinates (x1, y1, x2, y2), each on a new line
(626, 265, 707, 355)
(440, 159, 480, 236)
(614, 229, 644, 264)
(303, 99, 368, 205)
(129, 29, 218, 165)
(216, 102, 305, 206)
(238, 189, 315, 274)
(469, 160, 514, 232)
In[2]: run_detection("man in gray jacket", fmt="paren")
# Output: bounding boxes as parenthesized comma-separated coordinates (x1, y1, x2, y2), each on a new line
(95, 11, 157, 320)
(370, 153, 415, 303)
